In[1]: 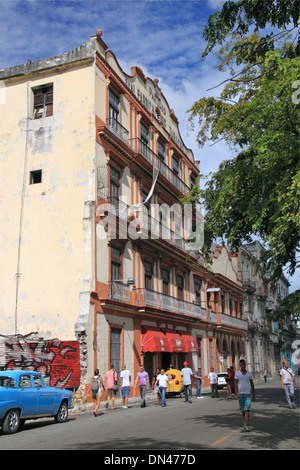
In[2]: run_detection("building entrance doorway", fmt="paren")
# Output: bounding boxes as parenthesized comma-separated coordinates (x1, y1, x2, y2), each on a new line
(144, 352, 153, 385)
(162, 352, 171, 371)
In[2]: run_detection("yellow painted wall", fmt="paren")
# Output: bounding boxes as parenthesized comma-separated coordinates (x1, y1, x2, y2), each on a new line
(0, 63, 96, 338)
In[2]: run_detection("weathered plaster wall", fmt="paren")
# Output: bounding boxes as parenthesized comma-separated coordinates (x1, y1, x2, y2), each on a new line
(0, 62, 96, 339)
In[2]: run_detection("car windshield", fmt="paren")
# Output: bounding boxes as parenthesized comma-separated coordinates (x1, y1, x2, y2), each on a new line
(218, 373, 227, 378)
(0, 376, 15, 388)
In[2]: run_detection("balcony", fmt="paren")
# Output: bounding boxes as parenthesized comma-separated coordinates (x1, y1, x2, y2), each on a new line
(103, 196, 187, 253)
(221, 313, 247, 331)
(107, 117, 129, 145)
(139, 209, 186, 252)
(129, 138, 191, 196)
(98, 119, 192, 196)
(134, 288, 207, 321)
(242, 277, 256, 293)
(109, 281, 131, 303)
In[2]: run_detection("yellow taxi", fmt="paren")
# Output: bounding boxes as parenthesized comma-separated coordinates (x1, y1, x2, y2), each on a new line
(165, 369, 184, 397)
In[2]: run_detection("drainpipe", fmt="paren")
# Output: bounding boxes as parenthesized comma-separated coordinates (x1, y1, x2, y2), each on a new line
(14, 76, 31, 334)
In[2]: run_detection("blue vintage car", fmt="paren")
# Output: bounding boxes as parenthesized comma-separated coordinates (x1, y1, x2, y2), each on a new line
(0, 370, 73, 434)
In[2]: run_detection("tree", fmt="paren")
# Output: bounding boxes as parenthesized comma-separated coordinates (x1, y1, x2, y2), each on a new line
(187, 1, 300, 282)
(202, 0, 299, 61)
(270, 289, 300, 323)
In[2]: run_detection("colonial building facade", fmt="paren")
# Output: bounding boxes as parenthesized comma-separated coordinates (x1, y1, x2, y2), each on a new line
(240, 241, 294, 377)
(0, 31, 247, 393)
(212, 241, 295, 378)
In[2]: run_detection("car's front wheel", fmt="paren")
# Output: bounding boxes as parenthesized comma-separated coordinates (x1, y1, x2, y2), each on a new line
(3, 409, 20, 434)
(55, 401, 68, 423)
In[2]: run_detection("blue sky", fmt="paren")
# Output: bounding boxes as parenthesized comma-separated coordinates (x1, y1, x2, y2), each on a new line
(1, 0, 298, 292)
(0, 0, 229, 172)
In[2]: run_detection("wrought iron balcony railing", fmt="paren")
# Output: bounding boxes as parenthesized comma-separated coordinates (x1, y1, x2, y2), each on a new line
(107, 117, 129, 144)
(129, 138, 190, 195)
(109, 281, 131, 303)
(134, 288, 207, 321)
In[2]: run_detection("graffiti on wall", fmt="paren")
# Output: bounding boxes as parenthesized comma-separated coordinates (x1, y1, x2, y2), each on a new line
(0, 340, 80, 389)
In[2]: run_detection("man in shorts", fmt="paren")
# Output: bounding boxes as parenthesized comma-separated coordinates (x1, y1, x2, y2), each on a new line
(120, 364, 131, 409)
(235, 359, 255, 432)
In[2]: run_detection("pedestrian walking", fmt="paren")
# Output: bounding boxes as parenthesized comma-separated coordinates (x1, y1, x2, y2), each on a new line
(280, 360, 296, 409)
(226, 368, 232, 399)
(208, 367, 219, 398)
(104, 363, 118, 410)
(263, 369, 267, 382)
(194, 366, 204, 399)
(235, 359, 255, 432)
(152, 367, 161, 405)
(135, 365, 149, 408)
(154, 368, 169, 407)
(181, 361, 193, 403)
(88, 369, 105, 416)
(230, 366, 235, 395)
(120, 364, 131, 409)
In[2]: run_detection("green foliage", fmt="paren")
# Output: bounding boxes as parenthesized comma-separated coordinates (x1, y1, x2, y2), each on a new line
(270, 289, 300, 323)
(203, 0, 299, 61)
(186, 2, 300, 281)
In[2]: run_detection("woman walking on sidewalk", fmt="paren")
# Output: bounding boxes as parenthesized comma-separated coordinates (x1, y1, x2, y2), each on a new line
(88, 369, 105, 417)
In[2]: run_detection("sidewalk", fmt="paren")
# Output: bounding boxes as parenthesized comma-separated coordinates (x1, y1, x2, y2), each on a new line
(70, 375, 278, 415)
(70, 384, 223, 415)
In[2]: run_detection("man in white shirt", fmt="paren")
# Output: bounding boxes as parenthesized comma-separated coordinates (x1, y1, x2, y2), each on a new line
(181, 362, 194, 403)
(208, 367, 219, 398)
(280, 359, 296, 409)
(154, 369, 169, 407)
(235, 359, 255, 431)
(120, 364, 131, 409)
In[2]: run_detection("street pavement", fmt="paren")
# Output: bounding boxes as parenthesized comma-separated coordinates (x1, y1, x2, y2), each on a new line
(0, 376, 299, 452)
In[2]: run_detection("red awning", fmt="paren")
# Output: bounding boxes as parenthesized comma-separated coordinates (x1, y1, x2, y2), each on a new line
(161, 329, 185, 352)
(180, 333, 198, 353)
(142, 326, 171, 352)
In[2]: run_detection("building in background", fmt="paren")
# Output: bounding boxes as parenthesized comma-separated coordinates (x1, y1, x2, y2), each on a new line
(239, 241, 295, 376)
(0, 31, 248, 393)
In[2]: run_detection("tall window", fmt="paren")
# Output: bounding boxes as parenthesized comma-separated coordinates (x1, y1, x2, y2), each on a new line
(209, 339, 213, 369)
(141, 190, 151, 232)
(33, 85, 53, 119)
(177, 274, 184, 300)
(111, 245, 122, 281)
(144, 260, 153, 290)
(109, 166, 121, 202)
(221, 294, 225, 314)
(172, 156, 179, 176)
(157, 141, 165, 161)
(162, 268, 170, 296)
(197, 338, 202, 369)
(157, 141, 165, 175)
(109, 89, 120, 126)
(190, 175, 196, 189)
(195, 281, 201, 305)
(140, 123, 149, 159)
